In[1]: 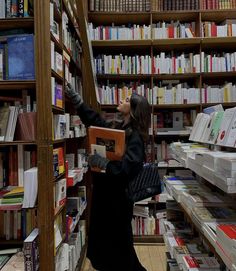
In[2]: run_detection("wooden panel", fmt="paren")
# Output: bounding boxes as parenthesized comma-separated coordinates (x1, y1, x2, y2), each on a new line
(152, 11, 199, 21)
(0, 81, 35, 90)
(35, 0, 55, 270)
(92, 40, 152, 48)
(88, 12, 150, 25)
(0, 18, 34, 30)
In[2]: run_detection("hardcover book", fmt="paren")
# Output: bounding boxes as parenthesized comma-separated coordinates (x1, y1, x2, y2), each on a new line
(88, 126, 125, 161)
(7, 34, 35, 80)
(23, 228, 39, 271)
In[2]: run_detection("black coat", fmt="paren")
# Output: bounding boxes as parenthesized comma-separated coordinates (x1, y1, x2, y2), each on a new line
(77, 103, 147, 271)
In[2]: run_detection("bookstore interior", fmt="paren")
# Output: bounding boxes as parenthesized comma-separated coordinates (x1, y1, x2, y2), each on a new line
(1, 0, 236, 270)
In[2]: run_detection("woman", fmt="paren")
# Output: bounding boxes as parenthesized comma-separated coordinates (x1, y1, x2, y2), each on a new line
(66, 84, 151, 271)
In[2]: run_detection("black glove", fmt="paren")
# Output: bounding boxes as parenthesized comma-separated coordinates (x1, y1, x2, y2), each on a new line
(65, 83, 83, 109)
(88, 154, 109, 171)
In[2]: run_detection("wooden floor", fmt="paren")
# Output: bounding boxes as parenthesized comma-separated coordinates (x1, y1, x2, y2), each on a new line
(81, 244, 166, 271)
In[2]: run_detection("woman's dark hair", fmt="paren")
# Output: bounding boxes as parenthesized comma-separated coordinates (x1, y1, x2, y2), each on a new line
(129, 93, 151, 141)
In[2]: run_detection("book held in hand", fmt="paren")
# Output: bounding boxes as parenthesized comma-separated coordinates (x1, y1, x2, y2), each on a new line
(88, 126, 125, 171)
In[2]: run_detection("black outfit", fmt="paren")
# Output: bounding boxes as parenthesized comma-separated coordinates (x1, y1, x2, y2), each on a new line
(77, 103, 147, 271)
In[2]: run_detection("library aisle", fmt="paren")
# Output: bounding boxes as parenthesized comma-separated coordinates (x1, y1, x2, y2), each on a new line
(81, 244, 166, 271)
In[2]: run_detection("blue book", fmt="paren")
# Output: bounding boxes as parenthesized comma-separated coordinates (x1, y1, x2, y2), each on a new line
(7, 34, 35, 80)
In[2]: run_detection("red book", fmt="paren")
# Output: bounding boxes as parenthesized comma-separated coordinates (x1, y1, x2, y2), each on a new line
(168, 26, 174, 38)
(211, 22, 217, 37)
(218, 224, 236, 239)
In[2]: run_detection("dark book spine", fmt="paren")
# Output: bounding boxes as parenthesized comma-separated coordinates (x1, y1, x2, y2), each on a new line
(18, 0, 24, 17)
(24, 242, 34, 271)
(6, 0, 11, 17)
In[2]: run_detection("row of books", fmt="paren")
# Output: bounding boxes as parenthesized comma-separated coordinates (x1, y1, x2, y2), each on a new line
(55, 221, 86, 271)
(170, 142, 236, 193)
(53, 114, 86, 140)
(153, 0, 199, 11)
(89, 0, 151, 12)
(0, 103, 36, 142)
(163, 198, 220, 271)
(132, 212, 166, 235)
(50, 5, 82, 69)
(0, 209, 36, 241)
(202, 20, 236, 37)
(189, 106, 236, 146)
(164, 175, 236, 270)
(51, 41, 63, 78)
(89, 20, 236, 40)
(0, 166, 37, 209)
(0, 0, 33, 18)
(0, 146, 36, 188)
(90, 0, 236, 11)
(0, 34, 35, 80)
(97, 82, 236, 105)
(88, 23, 151, 41)
(95, 52, 236, 75)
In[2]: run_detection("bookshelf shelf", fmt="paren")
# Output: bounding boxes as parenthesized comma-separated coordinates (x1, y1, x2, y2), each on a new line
(63, 46, 82, 73)
(0, 205, 22, 211)
(51, 33, 63, 53)
(153, 73, 200, 80)
(202, 102, 236, 107)
(0, 18, 34, 30)
(133, 234, 163, 243)
(0, 141, 36, 146)
(201, 71, 236, 78)
(51, 70, 63, 82)
(0, 80, 36, 90)
(201, 37, 236, 45)
(0, 240, 23, 246)
(152, 38, 200, 47)
(97, 74, 152, 80)
(152, 11, 199, 21)
(53, 139, 66, 144)
(54, 203, 66, 217)
(153, 104, 201, 109)
(52, 105, 64, 114)
(54, 172, 66, 182)
(92, 40, 152, 48)
(88, 12, 150, 24)
(200, 9, 236, 20)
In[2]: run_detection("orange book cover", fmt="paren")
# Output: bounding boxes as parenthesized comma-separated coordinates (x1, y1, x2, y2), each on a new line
(88, 126, 125, 171)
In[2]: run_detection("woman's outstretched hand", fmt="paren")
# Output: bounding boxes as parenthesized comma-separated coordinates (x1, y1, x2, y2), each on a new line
(65, 83, 83, 109)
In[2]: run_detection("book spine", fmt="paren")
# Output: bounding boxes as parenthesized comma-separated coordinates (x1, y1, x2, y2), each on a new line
(24, 242, 34, 270)
(18, 0, 24, 17)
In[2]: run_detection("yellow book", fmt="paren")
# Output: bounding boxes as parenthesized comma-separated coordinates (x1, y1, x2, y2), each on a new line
(3, 187, 24, 198)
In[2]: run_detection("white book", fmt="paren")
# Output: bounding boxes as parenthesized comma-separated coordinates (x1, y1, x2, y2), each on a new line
(0, 0, 5, 18)
(22, 167, 38, 208)
(18, 145, 24, 187)
(224, 113, 236, 147)
(217, 107, 236, 145)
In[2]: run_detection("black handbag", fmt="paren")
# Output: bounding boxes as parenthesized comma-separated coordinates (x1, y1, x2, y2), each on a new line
(127, 163, 162, 203)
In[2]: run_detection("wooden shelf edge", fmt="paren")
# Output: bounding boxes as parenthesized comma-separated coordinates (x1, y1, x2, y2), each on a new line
(134, 234, 164, 243)
(0, 80, 36, 90)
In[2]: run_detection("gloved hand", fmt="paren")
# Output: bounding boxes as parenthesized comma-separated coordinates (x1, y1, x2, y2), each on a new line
(65, 83, 83, 109)
(88, 153, 109, 171)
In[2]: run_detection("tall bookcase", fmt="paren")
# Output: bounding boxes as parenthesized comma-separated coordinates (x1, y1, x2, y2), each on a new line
(87, 1, 236, 240)
(0, 0, 96, 270)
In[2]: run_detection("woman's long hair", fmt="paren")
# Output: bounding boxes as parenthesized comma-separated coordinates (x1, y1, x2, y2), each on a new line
(129, 93, 151, 141)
